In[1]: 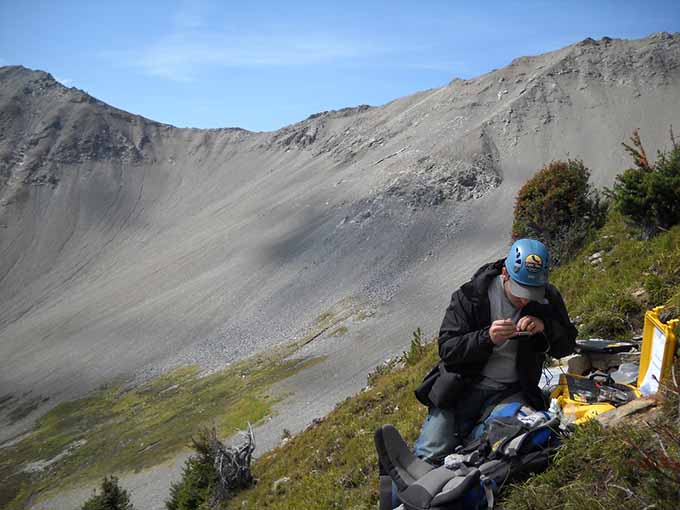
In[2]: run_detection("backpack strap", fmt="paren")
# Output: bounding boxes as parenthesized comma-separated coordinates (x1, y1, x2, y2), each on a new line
(378, 458, 394, 510)
(416, 465, 481, 508)
(480, 475, 495, 510)
(374, 425, 434, 492)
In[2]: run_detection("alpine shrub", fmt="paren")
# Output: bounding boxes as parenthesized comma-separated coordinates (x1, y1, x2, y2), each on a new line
(81, 476, 135, 510)
(166, 426, 255, 510)
(612, 129, 680, 239)
(166, 429, 220, 510)
(403, 328, 427, 366)
(512, 159, 606, 266)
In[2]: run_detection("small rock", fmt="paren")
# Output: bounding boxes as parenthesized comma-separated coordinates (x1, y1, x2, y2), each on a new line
(589, 252, 603, 265)
(272, 476, 291, 495)
(590, 352, 625, 371)
(631, 287, 648, 302)
(565, 354, 592, 375)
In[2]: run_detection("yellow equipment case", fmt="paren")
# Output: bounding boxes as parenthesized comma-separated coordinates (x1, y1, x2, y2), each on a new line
(551, 306, 678, 424)
(550, 373, 640, 424)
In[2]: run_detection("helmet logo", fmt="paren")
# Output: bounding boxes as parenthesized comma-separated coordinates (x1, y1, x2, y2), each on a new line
(525, 254, 543, 273)
(513, 248, 522, 273)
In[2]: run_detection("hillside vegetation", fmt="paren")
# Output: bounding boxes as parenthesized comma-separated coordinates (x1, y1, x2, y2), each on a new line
(212, 209, 680, 510)
(0, 343, 321, 510)
(214, 138, 680, 509)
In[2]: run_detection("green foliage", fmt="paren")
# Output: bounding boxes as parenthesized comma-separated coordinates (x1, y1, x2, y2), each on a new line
(81, 476, 134, 510)
(166, 429, 220, 510)
(512, 159, 606, 266)
(612, 129, 680, 239)
(502, 418, 680, 510)
(366, 358, 399, 387)
(167, 424, 255, 510)
(403, 328, 427, 366)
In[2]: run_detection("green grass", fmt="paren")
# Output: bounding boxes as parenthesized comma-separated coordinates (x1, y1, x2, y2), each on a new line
(552, 210, 680, 339)
(226, 340, 437, 510)
(0, 343, 322, 510)
(330, 326, 349, 337)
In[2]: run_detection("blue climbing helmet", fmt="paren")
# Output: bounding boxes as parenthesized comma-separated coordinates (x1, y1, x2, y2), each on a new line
(504, 239, 550, 301)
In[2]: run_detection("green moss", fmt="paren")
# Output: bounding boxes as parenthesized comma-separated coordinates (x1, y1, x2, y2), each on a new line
(316, 311, 336, 325)
(330, 326, 349, 337)
(1, 344, 322, 510)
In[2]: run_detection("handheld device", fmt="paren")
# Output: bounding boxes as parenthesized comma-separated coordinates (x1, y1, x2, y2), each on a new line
(509, 331, 532, 339)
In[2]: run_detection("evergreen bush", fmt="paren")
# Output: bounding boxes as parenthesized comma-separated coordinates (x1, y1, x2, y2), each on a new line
(166, 429, 220, 510)
(166, 426, 255, 510)
(81, 476, 134, 510)
(512, 159, 606, 266)
(611, 129, 680, 239)
(403, 328, 427, 366)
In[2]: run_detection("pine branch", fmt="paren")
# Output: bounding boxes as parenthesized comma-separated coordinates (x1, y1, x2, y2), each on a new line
(622, 129, 652, 171)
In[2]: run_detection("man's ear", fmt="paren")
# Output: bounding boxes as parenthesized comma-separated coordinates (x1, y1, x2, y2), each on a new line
(501, 266, 509, 279)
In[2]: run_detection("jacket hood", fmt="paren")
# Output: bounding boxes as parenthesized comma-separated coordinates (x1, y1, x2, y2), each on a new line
(461, 259, 505, 301)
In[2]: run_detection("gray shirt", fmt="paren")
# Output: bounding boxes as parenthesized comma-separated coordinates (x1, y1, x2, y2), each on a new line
(479, 275, 521, 388)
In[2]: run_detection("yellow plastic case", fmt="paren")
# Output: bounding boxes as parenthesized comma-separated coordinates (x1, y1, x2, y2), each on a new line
(637, 306, 679, 396)
(550, 307, 678, 423)
(549, 373, 641, 424)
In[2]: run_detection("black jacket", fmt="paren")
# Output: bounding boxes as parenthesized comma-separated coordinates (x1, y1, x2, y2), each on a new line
(415, 259, 577, 411)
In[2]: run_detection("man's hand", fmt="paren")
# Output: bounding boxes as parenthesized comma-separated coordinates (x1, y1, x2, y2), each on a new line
(489, 319, 516, 345)
(516, 315, 545, 335)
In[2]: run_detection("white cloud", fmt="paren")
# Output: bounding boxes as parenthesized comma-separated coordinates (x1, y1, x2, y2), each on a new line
(113, 32, 373, 82)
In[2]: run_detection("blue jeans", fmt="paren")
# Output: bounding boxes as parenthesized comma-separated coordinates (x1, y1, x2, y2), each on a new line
(414, 384, 516, 464)
(390, 385, 523, 508)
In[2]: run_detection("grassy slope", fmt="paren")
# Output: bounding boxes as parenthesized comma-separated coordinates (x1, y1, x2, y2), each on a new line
(226, 211, 680, 510)
(0, 343, 322, 510)
(552, 210, 680, 339)
(502, 396, 680, 510)
(229, 341, 436, 510)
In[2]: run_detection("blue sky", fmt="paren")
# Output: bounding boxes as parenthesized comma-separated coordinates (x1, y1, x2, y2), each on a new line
(1, 1, 679, 131)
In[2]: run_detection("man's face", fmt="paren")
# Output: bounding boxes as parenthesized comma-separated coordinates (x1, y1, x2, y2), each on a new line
(501, 267, 530, 309)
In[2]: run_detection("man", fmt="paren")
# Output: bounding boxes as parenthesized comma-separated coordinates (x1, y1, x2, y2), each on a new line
(413, 238, 577, 464)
